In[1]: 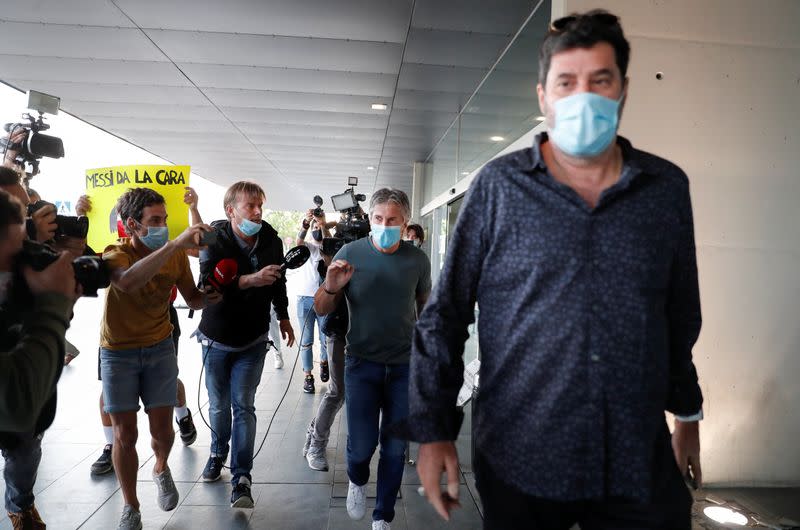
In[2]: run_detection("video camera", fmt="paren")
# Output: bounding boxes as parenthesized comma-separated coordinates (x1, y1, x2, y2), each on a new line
(2, 90, 65, 176)
(311, 195, 324, 218)
(17, 239, 111, 297)
(321, 177, 370, 256)
(27, 200, 89, 240)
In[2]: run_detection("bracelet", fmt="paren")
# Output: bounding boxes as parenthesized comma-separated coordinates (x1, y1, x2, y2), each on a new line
(323, 285, 339, 295)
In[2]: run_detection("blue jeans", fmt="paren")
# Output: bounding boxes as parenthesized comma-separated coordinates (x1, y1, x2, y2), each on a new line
(297, 295, 327, 371)
(2, 433, 42, 513)
(344, 356, 409, 523)
(203, 341, 267, 484)
(100, 336, 178, 413)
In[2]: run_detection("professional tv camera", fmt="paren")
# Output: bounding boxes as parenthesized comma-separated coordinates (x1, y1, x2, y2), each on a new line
(321, 177, 370, 256)
(1, 90, 65, 176)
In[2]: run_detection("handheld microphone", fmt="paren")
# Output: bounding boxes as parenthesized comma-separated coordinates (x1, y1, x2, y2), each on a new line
(281, 245, 311, 272)
(208, 258, 238, 290)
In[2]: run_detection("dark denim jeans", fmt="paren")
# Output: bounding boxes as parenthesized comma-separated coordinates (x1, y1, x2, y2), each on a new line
(203, 341, 267, 484)
(297, 295, 327, 371)
(344, 355, 409, 523)
(2, 433, 42, 513)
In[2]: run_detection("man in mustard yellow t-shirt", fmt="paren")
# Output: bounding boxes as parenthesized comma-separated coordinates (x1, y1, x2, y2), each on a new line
(99, 187, 220, 530)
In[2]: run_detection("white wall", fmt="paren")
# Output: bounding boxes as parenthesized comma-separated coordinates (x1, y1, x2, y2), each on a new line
(558, 0, 800, 485)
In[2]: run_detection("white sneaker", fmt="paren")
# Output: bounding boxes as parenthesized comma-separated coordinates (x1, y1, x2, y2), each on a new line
(372, 521, 390, 530)
(274, 351, 284, 369)
(346, 480, 366, 520)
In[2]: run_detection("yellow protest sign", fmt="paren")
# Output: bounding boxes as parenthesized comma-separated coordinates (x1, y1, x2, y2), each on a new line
(84, 165, 191, 251)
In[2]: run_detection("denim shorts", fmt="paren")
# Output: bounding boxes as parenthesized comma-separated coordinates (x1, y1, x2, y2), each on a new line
(100, 336, 178, 414)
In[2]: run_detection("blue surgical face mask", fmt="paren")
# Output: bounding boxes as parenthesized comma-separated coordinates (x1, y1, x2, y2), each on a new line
(236, 210, 262, 237)
(549, 92, 623, 158)
(371, 224, 402, 250)
(135, 222, 169, 250)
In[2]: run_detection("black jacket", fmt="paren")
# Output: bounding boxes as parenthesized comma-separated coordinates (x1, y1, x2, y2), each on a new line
(198, 219, 289, 347)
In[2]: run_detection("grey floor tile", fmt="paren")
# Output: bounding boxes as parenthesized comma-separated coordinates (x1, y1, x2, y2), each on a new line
(78, 481, 195, 530)
(247, 484, 332, 530)
(328, 505, 409, 530)
(0, 502, 100, 530)
(163, 504, 253, 530)
(401, 485, 483, 530)
(182, 480, 262, 507)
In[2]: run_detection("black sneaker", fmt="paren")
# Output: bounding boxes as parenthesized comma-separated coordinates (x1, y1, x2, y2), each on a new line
(320, 361, 329, 383)
(202, 456, 224, 482)
(90, 444, 114, 475)
(303, 374, 315, 394)
(231, 479, 254, 508)
(177, 410, 197, 446)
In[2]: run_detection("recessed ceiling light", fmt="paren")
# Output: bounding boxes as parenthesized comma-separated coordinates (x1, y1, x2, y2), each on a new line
(703, 507, 748, 526)
(461, 171, 469, 176)
(536, 116, 546, 121)
(371, 103, 388, 110)
(490, 136, 505, 142)
(367, 166, 375, 170)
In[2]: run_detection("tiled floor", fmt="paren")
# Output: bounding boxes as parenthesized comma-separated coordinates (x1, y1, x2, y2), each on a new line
(2, 296, 797, 529)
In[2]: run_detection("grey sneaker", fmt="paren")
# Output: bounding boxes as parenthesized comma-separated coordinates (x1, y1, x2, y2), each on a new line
(346, 480, 366, 520)
(117, 504, 142, 530)
(306, 445, 329, 471)
(153, 467, 179, 511)
(372, 521, 391, 530)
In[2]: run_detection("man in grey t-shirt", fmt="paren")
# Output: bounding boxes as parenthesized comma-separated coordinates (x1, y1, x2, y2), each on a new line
(315, 188, 431, 529)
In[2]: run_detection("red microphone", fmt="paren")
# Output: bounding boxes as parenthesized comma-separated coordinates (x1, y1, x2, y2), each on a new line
(208, 258, 238, 291)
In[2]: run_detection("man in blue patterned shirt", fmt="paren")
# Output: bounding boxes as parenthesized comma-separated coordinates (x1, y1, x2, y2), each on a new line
(406, 10, 703, 530)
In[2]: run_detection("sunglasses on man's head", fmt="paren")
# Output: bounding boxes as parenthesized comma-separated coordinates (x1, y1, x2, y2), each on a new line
(549, 12, 620, 32)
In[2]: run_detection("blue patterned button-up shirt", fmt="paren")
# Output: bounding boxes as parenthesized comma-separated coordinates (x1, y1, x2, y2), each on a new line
(406, 133, 703, 502)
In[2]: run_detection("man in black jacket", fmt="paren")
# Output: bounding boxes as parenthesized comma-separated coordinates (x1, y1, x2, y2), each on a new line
(196, 181, 295, 508)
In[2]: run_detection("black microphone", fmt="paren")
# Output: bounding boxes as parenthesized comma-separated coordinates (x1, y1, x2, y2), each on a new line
(281, 245, 310, 272)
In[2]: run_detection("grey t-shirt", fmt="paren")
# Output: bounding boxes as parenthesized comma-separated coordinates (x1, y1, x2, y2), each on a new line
(334, 238, 431, 364)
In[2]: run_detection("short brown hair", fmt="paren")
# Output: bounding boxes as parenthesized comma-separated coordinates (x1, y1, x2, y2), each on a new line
(0, 166, 22, 187)
(116, 187, 165, 223)
(224, 181, 265, 216)
(0, 189, 24, 238)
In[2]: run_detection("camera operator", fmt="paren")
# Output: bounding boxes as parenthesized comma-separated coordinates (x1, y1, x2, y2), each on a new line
(1, 131, 56, 244)
(293, 208, 331, 393)
(99, 187, 220, 529)
(302, 229, 349, 472)
(0, 189, 80, 529)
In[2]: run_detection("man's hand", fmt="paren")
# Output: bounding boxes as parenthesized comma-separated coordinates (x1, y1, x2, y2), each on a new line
(324, 259, 354, 292)
(202, 285, 223, 306)
(75, 195, 92, 216)
(279, 319, 295, 347)
(31, 203, 57, 242)
(53, 235, 87, 259)
(3, 129, 27, 167)
(22, 251, 80, 300)
(672, 419, 702, 489)
(418, 442, 461, 520)
(173, 223, 212, 249)
(183, 186, 199, 209)
(250, 265, 282, 287)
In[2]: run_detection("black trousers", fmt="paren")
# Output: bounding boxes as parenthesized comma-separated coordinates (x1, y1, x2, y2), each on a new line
(474, 449, 692, 530)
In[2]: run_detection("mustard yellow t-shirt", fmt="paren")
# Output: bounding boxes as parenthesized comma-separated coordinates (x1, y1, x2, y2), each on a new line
(100, 238, 192, 350)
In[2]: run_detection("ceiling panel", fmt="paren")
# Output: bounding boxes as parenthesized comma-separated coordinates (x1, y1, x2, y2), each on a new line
(180, 64, 397, 96)
(114, 0, 413, 42)
(0, 22, 163, 61)
(203, 88, 392, 114)
(147, 30, 403, 73)
(0, 0, 135, 26)
(3, 80, 209, 106)
(0, 56, 191, 86)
